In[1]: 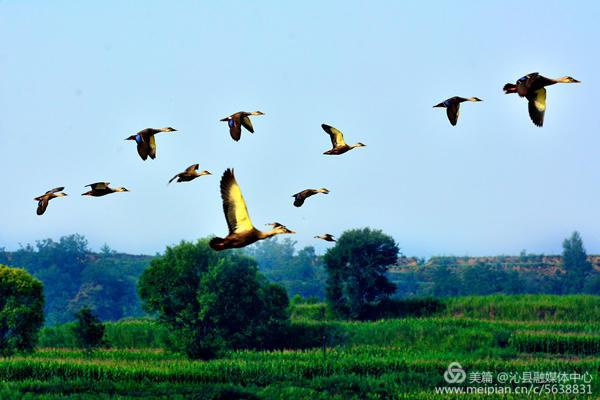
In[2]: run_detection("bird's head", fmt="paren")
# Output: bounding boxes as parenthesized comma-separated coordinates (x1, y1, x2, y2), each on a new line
(558, 76, 580, 83)
(469, 97, 483, 102)
(318, 188, 330, 194)
(161, 127, 177, 132)
(200, 170, 212, 176)
(251, 111, 265, 116)
(56, 193, 68, 197)
(433, 102, 446, 108)
(125, 135, 137, 141)
(354, 142, 366, 148)
(116, 187, 130, 192)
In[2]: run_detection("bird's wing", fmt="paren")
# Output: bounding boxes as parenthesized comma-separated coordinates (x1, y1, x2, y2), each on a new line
(293, 193, 305, 207)
(220, 169, 254, 234)
(185, 164, 199, 174)
(37, 198, 49, 215)
(136, 140, 148, 160)
(137, 128, 156, 138)
(168, 173, 181, 184)
(228, 119, 242, 141)
(527, 88, 546, 127)
(241, 116, 255, 133)
(322, 124, 346, 147)
(86, 182, 109, 190)
(446, 103, 460, 126)
(46, 187, 65, 194)
(148, 135, 157, 159)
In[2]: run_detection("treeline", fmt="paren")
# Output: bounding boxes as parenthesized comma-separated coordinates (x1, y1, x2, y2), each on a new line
(0, 235, 150, 325)
(394, 232, 600, 297)
(2, 231, 600, 326)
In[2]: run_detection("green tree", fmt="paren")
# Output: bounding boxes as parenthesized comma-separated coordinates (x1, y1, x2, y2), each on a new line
(72, 307, 106, 354)
(324, 228, 399, 320)
(562, 231, 593, 293)
(0, 265, 44, 356)
(138, 239, 290, 359)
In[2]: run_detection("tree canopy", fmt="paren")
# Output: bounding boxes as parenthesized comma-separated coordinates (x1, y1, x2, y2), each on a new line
(138, 238, 290, 359)
(324, 228, 399, 319)
(0, 264, 44, 356)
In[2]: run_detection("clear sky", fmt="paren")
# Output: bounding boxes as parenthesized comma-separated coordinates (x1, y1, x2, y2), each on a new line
(1, 1, 599, 257)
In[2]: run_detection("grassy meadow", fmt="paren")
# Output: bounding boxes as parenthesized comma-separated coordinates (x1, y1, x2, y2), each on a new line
(2, 295, 600, 399)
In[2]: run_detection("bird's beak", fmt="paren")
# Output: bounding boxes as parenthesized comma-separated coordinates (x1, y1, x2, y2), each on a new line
(287, 229, 296, 234)
(433, 103, 444, 108)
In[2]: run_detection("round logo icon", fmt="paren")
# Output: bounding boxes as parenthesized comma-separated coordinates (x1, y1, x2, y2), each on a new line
(444, 362, 466, 384)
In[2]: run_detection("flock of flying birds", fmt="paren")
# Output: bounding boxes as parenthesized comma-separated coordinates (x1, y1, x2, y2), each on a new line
(34, 72, 580, 251)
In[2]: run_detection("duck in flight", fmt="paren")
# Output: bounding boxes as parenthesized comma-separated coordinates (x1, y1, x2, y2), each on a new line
(315, 234, 336, 242)
(220, 111, 264, 141)
(209, 169, 295, 251)
(503, 73, 580, 127)
(125, 127, 177, 160)
(82, 182, 129, 197)
(292, 188, 329, 207)
(321, 124, 366, 155)
(433, 96, 482, 126)
(168, 164, 212, 184)
(34, 187, 67, 215)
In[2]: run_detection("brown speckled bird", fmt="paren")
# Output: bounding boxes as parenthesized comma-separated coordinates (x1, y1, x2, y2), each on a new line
(314, 234, 336, 242)
(125, 127, 177, 160)
(82, 182, 129, 197)
(34, 187, 67, 215)
(321, 124, 365, 155)
(209, 169, 295, 251)
(292, 188, 329, 207)
(503, 73, 579, 127)
(433, 96, 482, 126)
(220, 111, 264, 141)
(168, 164, 211, 184)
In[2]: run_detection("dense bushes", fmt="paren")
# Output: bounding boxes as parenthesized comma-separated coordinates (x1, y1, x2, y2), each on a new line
(138, 239, 291, 359)
(0, 264, 44, 356)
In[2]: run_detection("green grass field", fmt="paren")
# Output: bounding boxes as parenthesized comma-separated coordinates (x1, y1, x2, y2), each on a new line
(2, 295, 600, 399)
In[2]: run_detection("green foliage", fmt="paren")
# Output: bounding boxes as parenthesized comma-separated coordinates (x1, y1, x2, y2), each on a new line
(8, 294, 600, 399)
(562, 231, 593, 293)
(324, 228, 399, 319)
(0, 235, 150, 324)
(245, 238, 327, 299)
(0, 264, 44, 356)
(511, 331, 600, 355)
(72, 307, 106, 353)
(138, 239, 290, 359)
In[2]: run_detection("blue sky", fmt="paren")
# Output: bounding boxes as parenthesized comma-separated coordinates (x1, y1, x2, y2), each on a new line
(1, 1, 599, 256)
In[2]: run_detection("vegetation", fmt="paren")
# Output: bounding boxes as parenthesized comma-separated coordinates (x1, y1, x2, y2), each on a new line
(245, 238, 326, 299)
(0, 265, 44, 356)
(0, 235, 150, 324)
(324, 228, 399, 319)
(72, 307, 106, 354)
(0, 295, 598, 398)
(138, 239, 291, 359)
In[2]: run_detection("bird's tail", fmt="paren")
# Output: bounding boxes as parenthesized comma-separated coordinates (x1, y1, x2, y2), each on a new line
(503, 83, 517, 94)
(209, 237, 226, 251)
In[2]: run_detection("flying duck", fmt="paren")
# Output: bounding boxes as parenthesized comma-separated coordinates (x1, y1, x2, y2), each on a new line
(82, 182, 129, 197)
(125, 127, 177, 160)
(503, 73, 580, 127)
(321, 124, 366, 155)
(209, 169, 295, 250)
(292, 188, 329, 207)
(34, 187, 67, 215)
(433, 97, 482, 126)
(220, 111, 264, 141)
(315, 234, 336, 242)
(168, 164, 212, 184)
